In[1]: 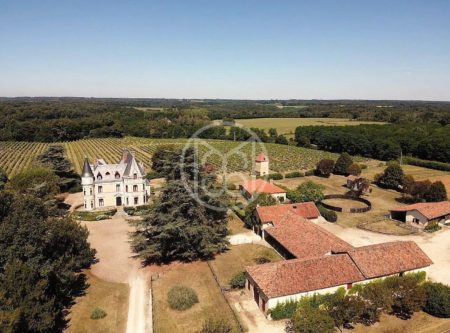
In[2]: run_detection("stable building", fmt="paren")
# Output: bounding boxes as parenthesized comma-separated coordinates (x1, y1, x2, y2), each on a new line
(389, 201, 450, 227)
(81, 149, 151, 211)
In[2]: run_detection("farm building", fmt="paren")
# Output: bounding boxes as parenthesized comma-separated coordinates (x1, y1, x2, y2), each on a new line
(245, 209, 433, 314)
(81, 149, 151, 211)
(346, 175, 363, 190)
(254, 152, 269, 176)
(239, 178, 286, 202)
(389, 201, 450, 227)
(254, 202, 321, 237)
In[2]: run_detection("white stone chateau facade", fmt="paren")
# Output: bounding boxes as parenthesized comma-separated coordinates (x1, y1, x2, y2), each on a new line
(81, 150, 150, 210)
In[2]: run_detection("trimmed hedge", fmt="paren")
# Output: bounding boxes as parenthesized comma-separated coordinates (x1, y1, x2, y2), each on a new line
(73, 208, 117, 221)
(168, 285, 199, 311)
(267, 173, 283, 180)
(317, 205, 338, 222)
(268, 300, 298, 320)
(423, 282, 450, 318)
(285, 171, 305, 178)
(404, 157, 450, 172)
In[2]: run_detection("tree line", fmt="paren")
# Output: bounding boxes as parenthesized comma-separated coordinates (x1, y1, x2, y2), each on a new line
(295, 123, 450, 163)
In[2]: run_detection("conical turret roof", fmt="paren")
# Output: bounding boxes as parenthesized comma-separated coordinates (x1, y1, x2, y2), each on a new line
(81, 158, 94, 177)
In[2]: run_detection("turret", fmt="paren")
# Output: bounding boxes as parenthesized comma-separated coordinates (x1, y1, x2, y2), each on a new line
(81, 157, 94, 185)
(81, 157, 95, 210)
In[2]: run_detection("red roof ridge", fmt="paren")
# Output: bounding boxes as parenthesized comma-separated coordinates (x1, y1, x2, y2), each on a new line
(390, 201, 450, 220)
(241, 179, 285, 194)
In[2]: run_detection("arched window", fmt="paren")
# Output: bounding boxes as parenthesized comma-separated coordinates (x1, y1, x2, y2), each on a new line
(115, 172, 120, 179)
(133, 173, 138, 179)
(105, 172, 110, 177)
(97, 173, 102, 180)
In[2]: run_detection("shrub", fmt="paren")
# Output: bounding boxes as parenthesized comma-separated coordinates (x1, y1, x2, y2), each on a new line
(285, 171, 305, 178)
(404, 157, 450, 172)
(90, 307, 107, 320)
(347, 163, 362, 176)
(424, 221, 441, 233)
(95, 214, 109, 221)
(269, 300, 299, 320)
(376, 161, 404, 190)
(167, 285, 199, 310)
(229, 271, 246, 289)
(360, 164, 368, 170)
(288, 303, 335, 333)
(198, 318, 233, 333)
(305, 169, 315, 176)
(227, 183, 237, 190)
(254, 256, 271, 264)
(424, 181, 448, 202)
(317, 205, 337, 222)
(267, 173, 283, 180)
(423, 282, 450, 318)
(288, 181, 325, 203)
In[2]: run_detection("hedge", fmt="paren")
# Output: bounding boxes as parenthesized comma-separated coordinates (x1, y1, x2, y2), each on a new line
(267, 173, 283, 180)
(268, 300, 299, 320)
(317, 205, 338, 222)
(424, 221, 441, 233)
(285, 171, 305, 178)
(403, 157, 450, 172)
(423, 282, 450, 318)
(305, 169, 315, 176)
(73, 208, 117, 221)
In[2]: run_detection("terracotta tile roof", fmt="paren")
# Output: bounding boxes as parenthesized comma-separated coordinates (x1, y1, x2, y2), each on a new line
(265, 212, 353, 259)
(255, 153, 268, 162)
(246, 254, 365, 299)
(390, 201, 450, 220)
(342, 241, 433, 279)
(241, 179, 285, 194)
(256, 202, 320, 224)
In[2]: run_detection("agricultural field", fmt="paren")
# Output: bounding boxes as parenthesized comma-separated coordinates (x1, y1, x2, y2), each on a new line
(233, 117, 385, 137)
(1, 137, 350, 176)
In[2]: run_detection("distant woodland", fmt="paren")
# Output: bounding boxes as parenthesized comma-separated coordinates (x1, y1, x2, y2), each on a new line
(1, 98, 449, 163)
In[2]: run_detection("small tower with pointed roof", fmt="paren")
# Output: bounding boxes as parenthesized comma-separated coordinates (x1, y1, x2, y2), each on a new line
(254, 152, 269, 176)
(81, 157, 95, 210)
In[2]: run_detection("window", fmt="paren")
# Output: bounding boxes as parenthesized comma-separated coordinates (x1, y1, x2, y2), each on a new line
(115, 172, 120, 179)
(133, 185, 138, 192)
(98, 186, 103, 193)
(105, 172, 110, 176)
(143, 184, 145, 191)
(99, 198, 104, 207)
(134, 197, 138, 205)
(116, 184, 120, 192)
(143, 195, 146, 203)
(90, 188, 92, 195)
(126, 185, 128, 192)
(346, 283, 353, 289)
(83, 188, 86, 195)
(97, 173, 102, 180)
(84, 201, 87, 209)
(91, 201, 93, 208)
(133, 173, 138, 179)
(126, 198, 129, 205)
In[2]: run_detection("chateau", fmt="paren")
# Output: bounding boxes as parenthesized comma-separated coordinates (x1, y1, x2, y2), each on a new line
(81, 150, 150, 211)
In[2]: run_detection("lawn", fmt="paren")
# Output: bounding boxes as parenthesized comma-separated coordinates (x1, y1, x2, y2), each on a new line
(343, 311, 450, 333)
(209, 244, 282, 288)
(65, 272, 129, 333)
(361, 163, 449, 181)
(359, 219, 415, 235)
(227, 211, 249, 235)
(152, 261, 240, 333)
(233, 118, 385, 136)
(276, 174, 401, 228)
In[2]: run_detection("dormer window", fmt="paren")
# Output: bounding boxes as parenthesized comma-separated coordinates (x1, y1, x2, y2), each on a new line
(115, 172, 120, 179)
(133, 173, 138, 179)
(105, 172, 110, 177)
(97, 173, 102, 180)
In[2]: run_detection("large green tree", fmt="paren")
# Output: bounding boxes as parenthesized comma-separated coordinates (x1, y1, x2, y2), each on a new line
(333, 152, 353, 175)
(0, 167, 7, 191)
(424, 181, 448, 202)
(287, 181, 325, 203)
(243, 193, 277, 228)
(287, 303, 335, 333)
(0, 193, 95, 333)
(375, 162, 404, 190)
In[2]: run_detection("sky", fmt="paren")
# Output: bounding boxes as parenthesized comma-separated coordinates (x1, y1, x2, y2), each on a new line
(0, 0, 449, 100)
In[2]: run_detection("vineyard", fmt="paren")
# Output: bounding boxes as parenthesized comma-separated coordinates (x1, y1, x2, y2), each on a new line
(1, 137, 357, 176)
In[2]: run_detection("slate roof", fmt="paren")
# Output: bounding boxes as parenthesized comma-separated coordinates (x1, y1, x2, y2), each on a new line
(246, 254, 365, 299)
(241, 179, 285, 194)
(256, 202, 320, 224)
(390, 202, 450, 220)
(88, 149, 146, 181)
(264, 212, 353, 259)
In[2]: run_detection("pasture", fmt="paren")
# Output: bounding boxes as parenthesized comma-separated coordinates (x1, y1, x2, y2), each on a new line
(234, 117, 385, 136)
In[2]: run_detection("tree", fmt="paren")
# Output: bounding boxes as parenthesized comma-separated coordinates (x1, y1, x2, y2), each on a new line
(325, 292, 365, 332)
(410, 180, 431, 202)
(7, 167, 60, 200)
(316, 159, 335, 177)
(288, 181, 325, 203)
(376, 162, 404, 190)
(151, 146, 178, 176)
(384, 275, 426, 319)
(287, 303, 335, 333)
(424, 181, 448, 202)
(0, 167, 7, 191)
(357, 280, 394, 324)
(275, 135, 288, 145)
(401, 174, 415, 197)
(297, 135, 311, 148)
(334, 153, 353, 175)
(347, 163, 361, 176)
(0, 193, 95, 333)
(268, 128, 278, 138)
(244, 193, 277, 228)
(131, 148, 229, 263)
(423, 282, 450, 318)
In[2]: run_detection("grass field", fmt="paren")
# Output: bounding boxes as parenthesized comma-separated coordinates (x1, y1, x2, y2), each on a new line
(152, 261, 240, 333)
(234, 118, 385, 136)
(0, 137, 348, 176)
(209, 244, 282, 288)
(66, 272, 129, 333)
